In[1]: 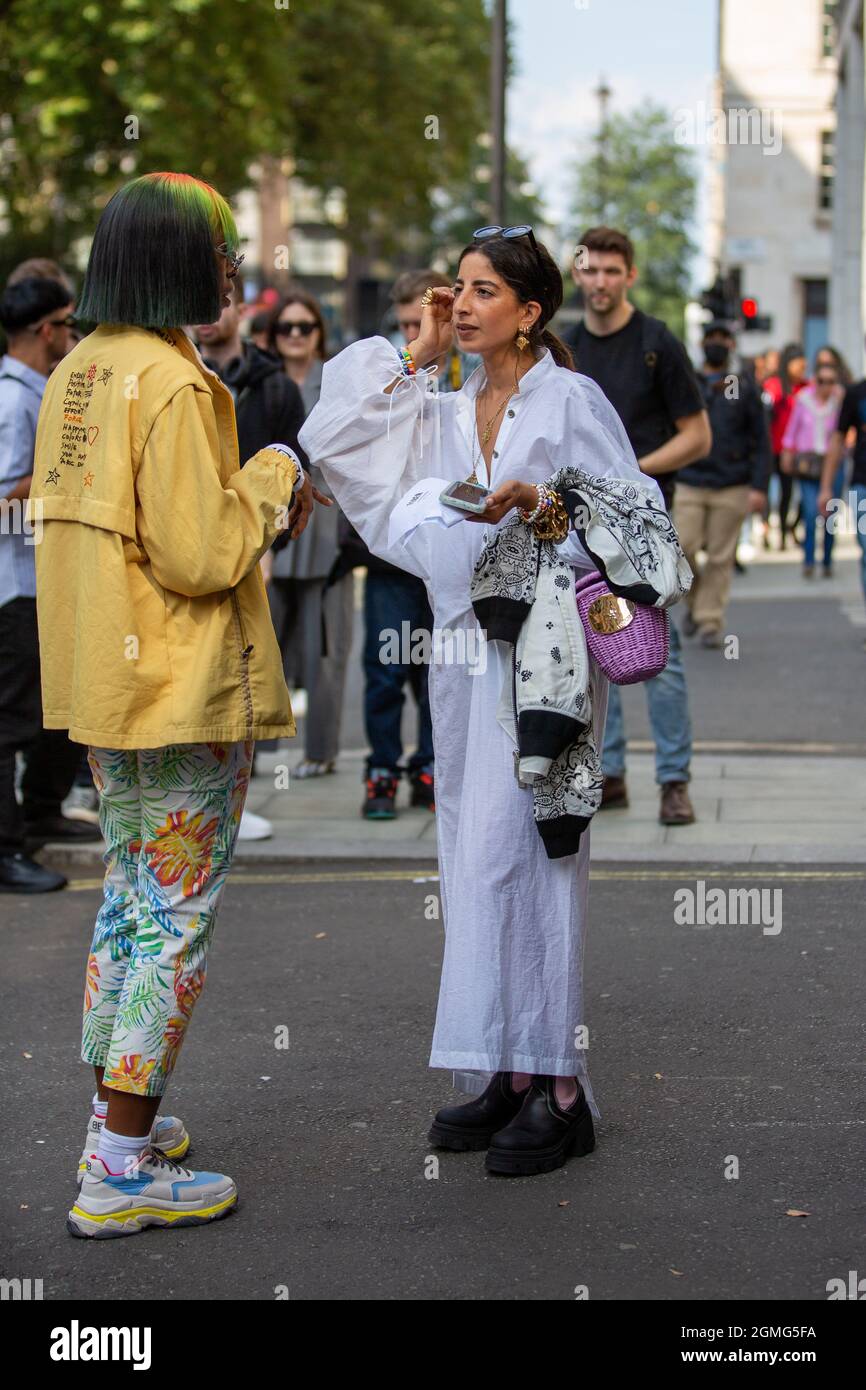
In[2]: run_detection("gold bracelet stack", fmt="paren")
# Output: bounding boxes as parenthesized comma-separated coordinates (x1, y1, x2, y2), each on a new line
(519, 483, 569, 542)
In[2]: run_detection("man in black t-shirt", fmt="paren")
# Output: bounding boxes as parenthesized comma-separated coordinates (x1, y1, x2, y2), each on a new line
(564, 226, 711, 826)
(819, 370, 866, 630)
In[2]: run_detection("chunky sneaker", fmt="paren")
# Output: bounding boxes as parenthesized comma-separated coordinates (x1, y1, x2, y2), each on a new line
(68, 1147, 237, 1239)
(362, 768, 398, 820)
(77, 1111, 190, 1185)
(409, 770, 435, 812)
(428, 1072, 528, 1151)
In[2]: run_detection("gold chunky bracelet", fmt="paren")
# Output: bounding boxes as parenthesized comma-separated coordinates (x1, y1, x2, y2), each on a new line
(533, 486, 569, 542)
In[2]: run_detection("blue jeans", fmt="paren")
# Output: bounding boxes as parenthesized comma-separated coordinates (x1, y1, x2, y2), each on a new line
(855, 482, 866, 605)
(363, 570, 435, 778)
(601, 619, 692, 784)
(799, 465, 844, 568)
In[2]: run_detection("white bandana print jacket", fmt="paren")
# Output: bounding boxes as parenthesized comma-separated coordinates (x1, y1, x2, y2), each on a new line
(470, 466, 693, 858)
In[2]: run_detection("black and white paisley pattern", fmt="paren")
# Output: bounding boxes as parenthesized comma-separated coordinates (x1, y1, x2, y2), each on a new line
(468, 465, 691, 858)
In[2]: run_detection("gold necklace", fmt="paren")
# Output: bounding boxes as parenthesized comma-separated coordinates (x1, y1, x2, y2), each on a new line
(467, 365, 521, 485)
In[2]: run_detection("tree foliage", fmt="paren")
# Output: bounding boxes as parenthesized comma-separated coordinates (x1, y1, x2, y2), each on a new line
(0, 0, 491, 276)
(571, 103, 697, 334)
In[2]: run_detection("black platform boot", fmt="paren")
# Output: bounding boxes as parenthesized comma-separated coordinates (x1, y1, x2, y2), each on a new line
(428, 1072, 528, 1151)
(485, 1075, 595, 1176)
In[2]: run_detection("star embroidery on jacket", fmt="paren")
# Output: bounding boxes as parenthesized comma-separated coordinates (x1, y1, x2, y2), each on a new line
(45, 468, 60, 486)
(99, 366, 114, 385)
(83, 471, 94, 487)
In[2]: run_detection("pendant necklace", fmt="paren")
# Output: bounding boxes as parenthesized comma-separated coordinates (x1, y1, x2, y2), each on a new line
(466, 363, 521, 485)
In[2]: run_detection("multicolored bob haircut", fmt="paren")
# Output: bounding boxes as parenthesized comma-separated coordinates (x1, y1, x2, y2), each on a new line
(77, 172, 239, 329)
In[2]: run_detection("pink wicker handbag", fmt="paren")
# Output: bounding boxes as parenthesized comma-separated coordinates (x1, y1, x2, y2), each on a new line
(574, 570, 669, 685)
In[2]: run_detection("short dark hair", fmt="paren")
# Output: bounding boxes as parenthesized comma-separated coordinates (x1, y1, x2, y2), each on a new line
(577, 226, 635, 271)
(390, 269, 452, 305)
(703, 320, 735, 340)
(76, 171, 240, 329)
(0, 276, 72, 337)
(7, 258, 75, 296)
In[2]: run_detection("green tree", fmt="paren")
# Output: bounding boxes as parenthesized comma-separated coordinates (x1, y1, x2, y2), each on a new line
(429, 144, 545, 267)
(0, 0, 490, 277)
(571, 103, 697, 335)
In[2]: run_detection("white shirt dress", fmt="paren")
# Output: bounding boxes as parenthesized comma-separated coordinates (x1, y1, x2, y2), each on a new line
(299, 338, 655, 1117)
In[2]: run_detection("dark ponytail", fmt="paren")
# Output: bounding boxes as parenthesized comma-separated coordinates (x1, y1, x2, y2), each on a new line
(541, 327, 575, 371)
(458, 233, 576, 371)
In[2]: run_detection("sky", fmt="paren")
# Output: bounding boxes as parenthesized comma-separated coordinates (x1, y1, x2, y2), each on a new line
(507, 0, 718, 287)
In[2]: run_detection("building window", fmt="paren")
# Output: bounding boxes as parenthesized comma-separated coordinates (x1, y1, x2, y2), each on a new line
(821, 1, 838, 59)
(819, 129, 834, 211)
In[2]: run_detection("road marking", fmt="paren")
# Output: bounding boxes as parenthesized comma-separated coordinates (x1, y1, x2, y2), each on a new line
(61, 866, 866, 892)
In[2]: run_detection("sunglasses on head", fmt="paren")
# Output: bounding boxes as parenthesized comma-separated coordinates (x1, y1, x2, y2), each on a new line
(474, 223, 538, 251)
(473, 224, 545, 279)
(273, 321, 318, 338)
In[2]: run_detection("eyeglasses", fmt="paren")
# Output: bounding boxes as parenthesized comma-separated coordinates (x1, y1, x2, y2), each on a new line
(273, 321, 318, 338)
(815, 375, 836, 385)
(473, 224, 543, 268)
(30, 314, 77, 334)
(215, 243, 245, 274)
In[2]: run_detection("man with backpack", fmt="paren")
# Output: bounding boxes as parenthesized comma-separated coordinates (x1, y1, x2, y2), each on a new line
(565, 227, 711, 826)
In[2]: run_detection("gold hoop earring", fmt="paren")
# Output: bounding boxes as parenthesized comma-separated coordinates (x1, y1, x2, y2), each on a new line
(515, 325, 530, 351)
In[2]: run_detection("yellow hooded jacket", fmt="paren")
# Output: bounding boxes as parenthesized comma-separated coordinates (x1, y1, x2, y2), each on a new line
(30, 324, 299, 749)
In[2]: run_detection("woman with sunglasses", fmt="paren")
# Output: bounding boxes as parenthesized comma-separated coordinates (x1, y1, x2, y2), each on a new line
(299, 226, 659, 1176)
(31, 172, 326, 1237)
(265, 291, 353, 779)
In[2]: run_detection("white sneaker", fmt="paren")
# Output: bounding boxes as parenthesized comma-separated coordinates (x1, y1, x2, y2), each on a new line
(77, 1111, 190, 1185)
(238, 808, 273, 841)
(68, 1148, 237, 1239)
(63, 785, 100, 824)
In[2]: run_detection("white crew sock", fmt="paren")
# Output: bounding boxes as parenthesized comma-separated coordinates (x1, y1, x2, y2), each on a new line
(95, 1126, 151, 1175)
(91, 1093, 108, 1119)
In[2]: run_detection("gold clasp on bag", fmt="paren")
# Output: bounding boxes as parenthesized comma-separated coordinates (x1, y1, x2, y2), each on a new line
(587, 593, 636, 635)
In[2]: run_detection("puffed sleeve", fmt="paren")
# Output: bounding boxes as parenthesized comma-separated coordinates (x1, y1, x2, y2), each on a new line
(298, 337, 443, 581)
(556, 374, 660, 571)
(136, 384, 300, 597)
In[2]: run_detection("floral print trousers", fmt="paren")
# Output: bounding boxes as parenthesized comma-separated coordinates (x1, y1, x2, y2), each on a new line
(82, 742, 253, 1097)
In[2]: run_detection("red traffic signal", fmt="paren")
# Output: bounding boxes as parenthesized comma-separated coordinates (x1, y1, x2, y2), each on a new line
(741, 297, 758, 319)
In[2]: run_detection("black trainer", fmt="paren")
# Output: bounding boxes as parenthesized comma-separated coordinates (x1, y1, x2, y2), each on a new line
(24, 815, 102, 851)
(362, 768, 398, 820)
(485, 1075, 595, 1176)
(428, 1072, 527, 1151)
(0, 853, 67, 894)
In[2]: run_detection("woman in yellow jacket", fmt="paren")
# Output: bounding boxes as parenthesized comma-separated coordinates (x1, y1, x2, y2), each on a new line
(31, 172, 329, 1239)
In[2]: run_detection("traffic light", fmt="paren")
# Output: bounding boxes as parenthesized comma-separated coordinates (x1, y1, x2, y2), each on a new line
(740, 297, 772, 332)
(700, 277, 736, 321)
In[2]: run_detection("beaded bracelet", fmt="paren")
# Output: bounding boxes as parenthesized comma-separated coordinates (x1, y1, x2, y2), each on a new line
(519, 483, 569, 542)
(519, 483, 553, 525)
(397, 346, 417, 377)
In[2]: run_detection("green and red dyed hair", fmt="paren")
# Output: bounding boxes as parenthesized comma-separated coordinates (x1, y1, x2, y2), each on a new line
(77, 172, 240, 329)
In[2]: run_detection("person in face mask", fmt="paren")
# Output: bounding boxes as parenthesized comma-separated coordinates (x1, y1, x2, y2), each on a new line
(673, 323, 770, 647)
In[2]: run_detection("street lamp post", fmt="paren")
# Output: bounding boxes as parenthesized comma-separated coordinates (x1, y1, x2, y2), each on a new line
(594, 75, 612, 223)
(491, 0, 506, 225)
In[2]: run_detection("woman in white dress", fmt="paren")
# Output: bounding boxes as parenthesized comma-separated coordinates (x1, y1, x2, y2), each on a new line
(299, 227, 657, 1176)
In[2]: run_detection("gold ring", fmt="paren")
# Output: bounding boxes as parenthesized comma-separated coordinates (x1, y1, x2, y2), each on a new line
(420, 287, 435, 306)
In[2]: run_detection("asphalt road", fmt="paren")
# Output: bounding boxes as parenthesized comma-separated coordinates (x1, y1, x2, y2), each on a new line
(2, 862, 862, 1301)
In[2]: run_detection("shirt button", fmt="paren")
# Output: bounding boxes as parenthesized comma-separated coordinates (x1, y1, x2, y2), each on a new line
(507, 409, 516, 417)
(493, 450, 499, 458)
